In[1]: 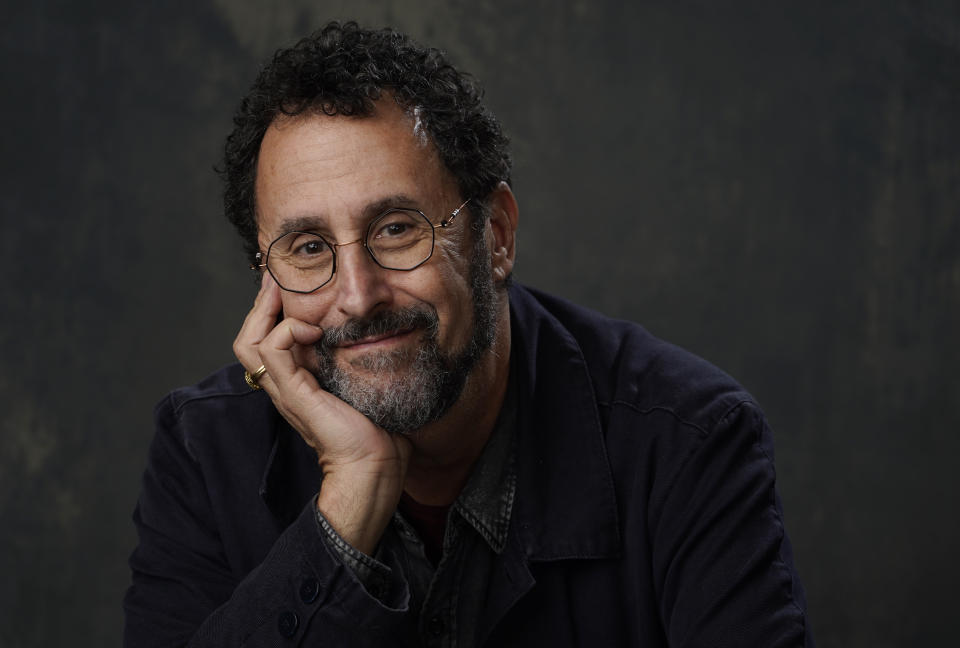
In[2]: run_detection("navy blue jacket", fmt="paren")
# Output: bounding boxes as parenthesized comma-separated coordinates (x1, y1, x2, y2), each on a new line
(125, 284, 813, 646)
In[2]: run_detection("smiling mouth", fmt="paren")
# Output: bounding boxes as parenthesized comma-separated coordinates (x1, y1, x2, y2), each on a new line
(335, 328, 416, 350)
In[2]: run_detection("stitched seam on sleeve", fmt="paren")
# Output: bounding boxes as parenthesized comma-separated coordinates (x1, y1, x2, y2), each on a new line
(725, 401, 809, 633)
(315, 509, 391, 596)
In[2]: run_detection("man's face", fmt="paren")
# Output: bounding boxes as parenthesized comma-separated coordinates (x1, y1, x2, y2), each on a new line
(254, 102, 497, 434)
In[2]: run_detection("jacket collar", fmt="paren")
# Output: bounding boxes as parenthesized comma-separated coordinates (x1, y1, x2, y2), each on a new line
(258, 283, 621, 561)
(506, 283, 621, 561)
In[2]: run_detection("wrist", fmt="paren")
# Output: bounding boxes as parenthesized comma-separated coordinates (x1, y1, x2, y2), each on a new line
(316, 461, 404, 555)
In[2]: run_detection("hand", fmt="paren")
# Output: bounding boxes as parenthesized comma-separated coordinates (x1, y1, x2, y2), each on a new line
(233, 273, 411, 554)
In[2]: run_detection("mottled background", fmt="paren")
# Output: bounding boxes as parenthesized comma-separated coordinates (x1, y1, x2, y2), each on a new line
(1, 1, 958, 646)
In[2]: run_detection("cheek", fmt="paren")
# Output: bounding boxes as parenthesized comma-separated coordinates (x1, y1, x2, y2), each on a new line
(433, 228, 476, 279)
(279, 293, 330, 325)
(427, 246, 477, 343)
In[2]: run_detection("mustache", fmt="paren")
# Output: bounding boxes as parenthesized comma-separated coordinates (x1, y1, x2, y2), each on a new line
(317, 305, 439, 350)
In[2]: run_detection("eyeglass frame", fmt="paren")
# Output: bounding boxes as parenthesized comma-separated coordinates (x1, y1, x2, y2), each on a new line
(251, 197, 473, 294)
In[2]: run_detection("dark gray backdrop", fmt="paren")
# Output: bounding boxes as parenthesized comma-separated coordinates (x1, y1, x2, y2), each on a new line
(1, 1, 957, 646)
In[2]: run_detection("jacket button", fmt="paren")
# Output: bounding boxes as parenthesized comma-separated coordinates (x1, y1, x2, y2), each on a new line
(299, 577, 320, 604)
(277, 611, 299, 637)
(428, 615, 444, 636)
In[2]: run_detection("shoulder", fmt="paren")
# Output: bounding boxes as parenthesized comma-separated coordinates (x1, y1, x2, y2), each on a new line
(153, 363, 276, 461)
(156, 363, 269, 424)
(159, 363, 257, 413)
(509, 284, 755, 436)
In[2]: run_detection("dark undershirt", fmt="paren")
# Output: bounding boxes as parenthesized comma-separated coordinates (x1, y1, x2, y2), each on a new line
(398, 491, 449, 567)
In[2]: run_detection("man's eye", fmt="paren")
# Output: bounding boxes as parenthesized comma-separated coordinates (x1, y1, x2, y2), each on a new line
(374, 216, 417, 241)
(370, 211, 427, 251)
(297, 240, 326, 254)
(381, 222, 409, 237)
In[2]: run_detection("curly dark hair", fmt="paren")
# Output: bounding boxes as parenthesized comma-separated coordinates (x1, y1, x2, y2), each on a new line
(220, 21, 512, 265)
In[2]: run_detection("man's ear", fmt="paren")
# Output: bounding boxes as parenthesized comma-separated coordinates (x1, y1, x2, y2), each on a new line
(486, 181, 519, 282)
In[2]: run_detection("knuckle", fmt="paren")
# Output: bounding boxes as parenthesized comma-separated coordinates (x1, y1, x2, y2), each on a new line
(261, 325, 281, 349)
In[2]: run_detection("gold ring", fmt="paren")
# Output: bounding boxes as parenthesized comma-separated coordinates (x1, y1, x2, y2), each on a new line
(244, 365, 267, 390)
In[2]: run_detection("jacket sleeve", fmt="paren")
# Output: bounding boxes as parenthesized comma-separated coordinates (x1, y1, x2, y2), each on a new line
(650, 400, 814, 648)
(123, 394, 410, 647)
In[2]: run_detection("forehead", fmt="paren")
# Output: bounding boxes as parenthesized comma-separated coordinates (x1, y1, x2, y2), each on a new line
(254, 101, 456, 239)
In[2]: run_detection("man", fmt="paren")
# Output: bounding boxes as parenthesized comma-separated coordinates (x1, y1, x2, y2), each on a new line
(125, 21, 813, 647)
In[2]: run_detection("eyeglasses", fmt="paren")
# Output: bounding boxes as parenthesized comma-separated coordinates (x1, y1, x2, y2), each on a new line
(253, 198, 472, 294)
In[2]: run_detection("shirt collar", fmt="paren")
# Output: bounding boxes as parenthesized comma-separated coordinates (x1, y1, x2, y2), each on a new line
(451, 360, 518, 554)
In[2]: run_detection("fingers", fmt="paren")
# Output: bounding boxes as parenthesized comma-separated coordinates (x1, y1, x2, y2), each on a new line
(233, 272, 325, 401)
(237, 273, 282, 347)
(234, 273, 282, 372)
(258, 317, 325, 396)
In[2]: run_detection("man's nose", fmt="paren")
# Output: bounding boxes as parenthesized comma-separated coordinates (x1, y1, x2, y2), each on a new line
(330, 241, 393, 318)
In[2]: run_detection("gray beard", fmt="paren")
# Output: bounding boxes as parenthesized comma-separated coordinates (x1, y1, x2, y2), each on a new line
(312, 237, 498, 436)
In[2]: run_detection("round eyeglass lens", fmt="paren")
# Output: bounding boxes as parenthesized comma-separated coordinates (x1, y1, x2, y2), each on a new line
(366, 209, 436, 270)
(267, 232, 335, 292)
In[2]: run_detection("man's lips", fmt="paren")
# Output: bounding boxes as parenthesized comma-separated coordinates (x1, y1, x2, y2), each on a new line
(334, 328, 416, 350)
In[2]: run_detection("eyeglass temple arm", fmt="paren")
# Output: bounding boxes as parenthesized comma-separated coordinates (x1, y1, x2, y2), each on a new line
(437, 197, 472, 228)
(250, 252, 266, 271)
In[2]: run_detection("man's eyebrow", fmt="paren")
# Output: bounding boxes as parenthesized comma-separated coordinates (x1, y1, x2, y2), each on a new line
(274, 194, 421, 235)
(277, 214, 326, 234)
(361, 194, 420, 219)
